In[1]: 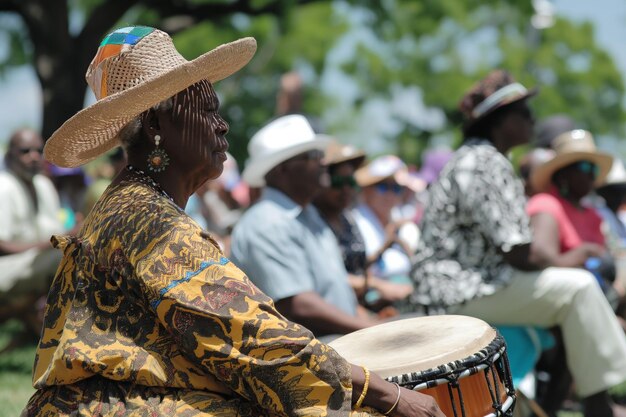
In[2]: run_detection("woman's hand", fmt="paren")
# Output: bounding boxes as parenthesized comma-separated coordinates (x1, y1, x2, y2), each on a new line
(562, 242, 605, 267)
(351, 365, 445, 417)
(370, 277, 413, 302)
(391, 387, 446, 417)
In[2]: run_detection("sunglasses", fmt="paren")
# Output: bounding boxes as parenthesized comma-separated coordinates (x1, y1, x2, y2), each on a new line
(330, 175, 358, 189)
(572, 161, 599, 178)
(375, 182, 403, 195)
(18, 147, 44, 155)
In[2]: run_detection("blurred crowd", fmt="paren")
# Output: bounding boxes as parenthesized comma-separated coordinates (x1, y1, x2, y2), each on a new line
(4, 70, 626, 416)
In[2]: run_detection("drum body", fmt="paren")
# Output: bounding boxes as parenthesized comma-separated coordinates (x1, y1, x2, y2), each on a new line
(329, 315, 515, 417)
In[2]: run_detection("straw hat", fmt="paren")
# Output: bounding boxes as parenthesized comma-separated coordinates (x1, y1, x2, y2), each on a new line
(44, 26, 257, 167)
(354, 155, 408, 188)
(242, 115, 330, 187)
(459, 70, 537, 128)
(530, 129, 613, 192)
(322, 140, 366, 168)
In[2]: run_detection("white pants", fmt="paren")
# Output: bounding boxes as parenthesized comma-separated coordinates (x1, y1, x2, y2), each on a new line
(449, 267, 626, 397)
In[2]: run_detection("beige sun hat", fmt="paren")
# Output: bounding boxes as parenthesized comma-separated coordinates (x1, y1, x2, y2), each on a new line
(354, 155, 408, 188)
(322, 140, 366, 168)
(44, 26, 257, 168)
(530, 129, 613, 192)
(242, 115, 330, 187)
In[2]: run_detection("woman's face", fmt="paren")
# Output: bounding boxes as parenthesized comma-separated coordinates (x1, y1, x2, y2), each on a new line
(165, 80, 229, 180)
(554, 160, 598, 201)
(363, 178, 404, 219)
(498, 102, 535, 150)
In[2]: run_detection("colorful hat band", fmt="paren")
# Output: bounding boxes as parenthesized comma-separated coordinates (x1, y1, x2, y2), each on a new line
(472, 83, 528, 119)
(88, 26, 156, 100)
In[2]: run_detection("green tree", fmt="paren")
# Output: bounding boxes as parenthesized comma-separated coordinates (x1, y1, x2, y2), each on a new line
(0, 0, 624, 166)
(319, 1, 625, 163)
(0, 0, 333, 153)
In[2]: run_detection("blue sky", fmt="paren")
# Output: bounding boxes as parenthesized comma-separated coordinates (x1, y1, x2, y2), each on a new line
(0, 1, 625, 150)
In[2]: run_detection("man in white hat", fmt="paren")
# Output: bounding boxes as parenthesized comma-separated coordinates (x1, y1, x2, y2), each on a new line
(231, 115, 378, 338)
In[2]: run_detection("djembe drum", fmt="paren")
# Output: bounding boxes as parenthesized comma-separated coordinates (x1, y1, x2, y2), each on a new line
(329, 315, 515, 417)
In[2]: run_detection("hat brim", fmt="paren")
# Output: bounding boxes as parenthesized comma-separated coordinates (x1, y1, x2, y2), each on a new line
(355, 169, 410, 189)
(464, 87, 538, 129)
(242, 136, 331, 188)
(530, 151, 613, 193)
(44, 37, 257, 168)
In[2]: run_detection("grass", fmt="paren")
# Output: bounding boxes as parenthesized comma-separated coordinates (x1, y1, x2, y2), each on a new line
(0, 320, 36, 417)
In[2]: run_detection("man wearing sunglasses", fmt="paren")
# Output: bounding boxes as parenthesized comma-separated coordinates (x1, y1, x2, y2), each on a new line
(0, 129, 64, 346)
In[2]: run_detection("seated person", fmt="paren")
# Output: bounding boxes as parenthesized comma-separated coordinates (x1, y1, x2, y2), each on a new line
(352, 155, 415, 283)
(313, 141, 411, 314)
(595, 159, 626, 253)
(24, 27, 442, 417)
(527, 130, 616, 292)
(231, 115, 379, 338)
(410, 70, 626, 417)
(0, 129, 64, 340)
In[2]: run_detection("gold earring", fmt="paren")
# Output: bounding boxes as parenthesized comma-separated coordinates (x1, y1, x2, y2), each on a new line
(147, 134, 170, 173)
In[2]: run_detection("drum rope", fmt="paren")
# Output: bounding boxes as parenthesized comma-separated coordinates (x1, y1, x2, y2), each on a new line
(384, 334, 516, 416)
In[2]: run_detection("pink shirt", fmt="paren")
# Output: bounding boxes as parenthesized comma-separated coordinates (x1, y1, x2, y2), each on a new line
(526, 187, 605, 253)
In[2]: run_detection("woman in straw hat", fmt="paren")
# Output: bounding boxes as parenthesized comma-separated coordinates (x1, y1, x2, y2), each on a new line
(410, 70, 626, 417)
(23, 26, 443, 417)
(527, 129, 615, 287)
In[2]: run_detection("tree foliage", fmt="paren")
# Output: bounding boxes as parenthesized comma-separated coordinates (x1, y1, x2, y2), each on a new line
(0, 0, 623, 166)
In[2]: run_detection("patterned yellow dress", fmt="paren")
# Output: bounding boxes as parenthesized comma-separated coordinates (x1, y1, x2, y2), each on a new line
(23, 177, 378, 416)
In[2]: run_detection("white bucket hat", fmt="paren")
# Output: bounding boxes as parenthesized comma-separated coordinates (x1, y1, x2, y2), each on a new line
(242, 115, 330, 187)
(44, 26, 256, 168)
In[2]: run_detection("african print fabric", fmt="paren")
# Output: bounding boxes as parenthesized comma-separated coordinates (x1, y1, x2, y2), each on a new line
(410, 138, 532, 311)
(23, 178, 376, 416)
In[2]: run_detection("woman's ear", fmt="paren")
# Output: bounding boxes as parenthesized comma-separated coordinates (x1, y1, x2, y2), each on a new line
(141, 108, 161, 140)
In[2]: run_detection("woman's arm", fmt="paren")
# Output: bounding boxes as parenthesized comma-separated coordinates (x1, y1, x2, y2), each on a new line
(530, 212, 605, 268)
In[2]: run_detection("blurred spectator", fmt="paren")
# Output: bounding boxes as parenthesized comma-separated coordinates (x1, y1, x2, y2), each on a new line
(186, 152, 246, 254)
(313, 140, 366, 277)
(400, 148, 453, 225)
(275, 71, 325, 134)
(415, 148, 454, 185)
(353, 155, 416, 284)
(534, 114, 576, 149)
(231, 115, 378, 338)
(313, 141, 409, 314)
(595, 158, 626, 249)
(82, 147, 126, 215)
(518, 147, 556, 197)
(0, 129, 64, 344)
(593, 159, 626, 325)
(527, 129, 613, 281)
(410, 70, 626, 417)
(46, 164, 88, 230)
(526, 129, 621, 411)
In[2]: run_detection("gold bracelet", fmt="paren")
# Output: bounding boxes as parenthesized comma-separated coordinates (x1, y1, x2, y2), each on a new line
(383, 382, 401, 415)
(355, 366, 370, 408)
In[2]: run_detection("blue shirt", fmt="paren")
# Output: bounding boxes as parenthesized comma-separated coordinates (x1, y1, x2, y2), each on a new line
(230, 187, 358, 316)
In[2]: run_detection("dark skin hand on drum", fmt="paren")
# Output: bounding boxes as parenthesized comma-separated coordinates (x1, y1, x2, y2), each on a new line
(351, 366, 445, 417)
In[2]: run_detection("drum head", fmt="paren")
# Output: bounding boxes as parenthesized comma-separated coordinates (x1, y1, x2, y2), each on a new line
(328, 315, 496, 379)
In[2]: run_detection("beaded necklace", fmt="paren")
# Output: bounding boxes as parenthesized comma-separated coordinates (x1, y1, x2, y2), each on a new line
(126, 165, 176, 205)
